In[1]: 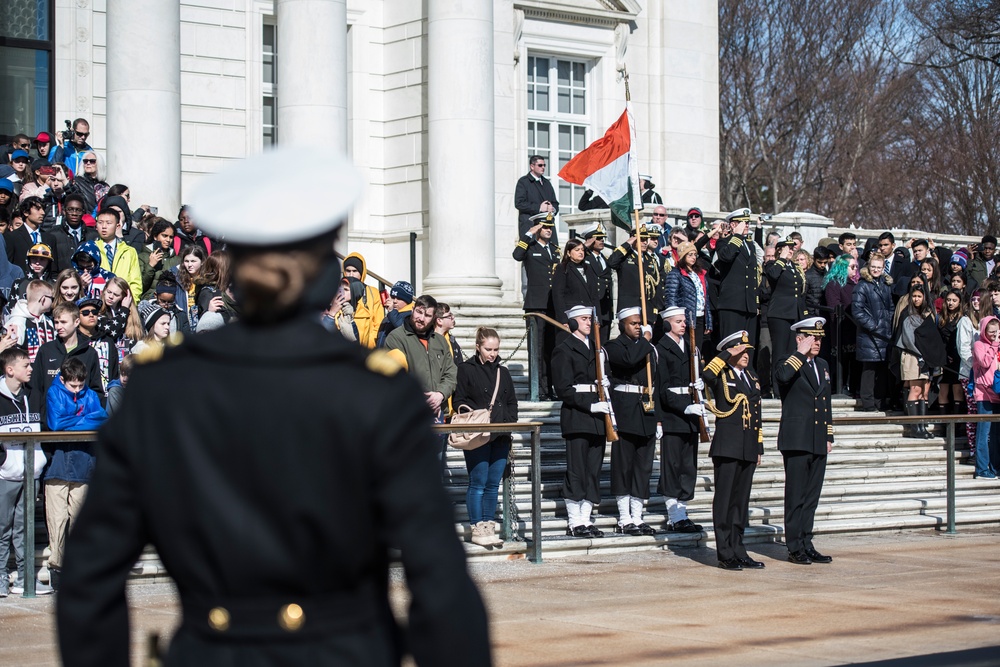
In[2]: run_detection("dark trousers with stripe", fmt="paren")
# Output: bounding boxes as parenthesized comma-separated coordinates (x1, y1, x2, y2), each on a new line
(712, 456, 757, 561)
(611, 432, 656, 499)
(782, 451, 827, 553)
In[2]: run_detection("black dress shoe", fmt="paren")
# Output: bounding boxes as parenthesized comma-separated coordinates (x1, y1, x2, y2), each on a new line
(738, 557, 766, 569)
(669, 519, 703, 533)
(586, 524, 604, 538)
(788, 550, 812, 564)
(805, 548, 832, 563)
(566, 525, 591, 538)
(718, 558, 743, 570)
(637, 523, 657, 536)
(614, 523, 642, 536)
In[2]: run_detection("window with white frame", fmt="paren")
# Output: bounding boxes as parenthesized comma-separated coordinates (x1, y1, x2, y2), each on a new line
(263, 21, 277, 146)
(527, 55, 590, 214)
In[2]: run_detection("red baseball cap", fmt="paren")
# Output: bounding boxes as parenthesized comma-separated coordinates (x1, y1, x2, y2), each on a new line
(35, 132, 51, 144)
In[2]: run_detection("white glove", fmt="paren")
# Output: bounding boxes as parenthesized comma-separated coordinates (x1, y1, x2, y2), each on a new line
(601, 375, 611, 389)
(655, 423, 663, 439)
(684, 404, 706, 417)
(690, 378, 705, 391)
(590, 401, 611, 414)
(641, 324, 652, 337)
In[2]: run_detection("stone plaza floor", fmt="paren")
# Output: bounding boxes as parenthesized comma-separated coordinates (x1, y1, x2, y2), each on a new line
(3, 528, 999, 666)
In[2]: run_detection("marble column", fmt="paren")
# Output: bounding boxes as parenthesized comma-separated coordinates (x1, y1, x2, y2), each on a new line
(422, 0, 503, 303)
(276, 0, 348, 150)
(106, 0, 181, 219)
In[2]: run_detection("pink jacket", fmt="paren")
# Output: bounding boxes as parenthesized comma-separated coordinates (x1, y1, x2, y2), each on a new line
(972, 315, 1000, 403)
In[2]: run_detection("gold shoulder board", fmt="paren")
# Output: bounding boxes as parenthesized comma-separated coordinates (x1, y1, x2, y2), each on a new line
(367, 349, 405, 376)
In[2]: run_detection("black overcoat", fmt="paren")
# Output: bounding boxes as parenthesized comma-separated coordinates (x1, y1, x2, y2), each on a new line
(775, 351, 835, 454)
(512, 236, 559, 311)
(654, 335, 700, 435)
(552, 334, 605, 437)
(714, 234, 759, 313)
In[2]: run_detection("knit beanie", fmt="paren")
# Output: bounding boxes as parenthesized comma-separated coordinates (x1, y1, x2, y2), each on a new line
(343, 256, 364, 275)
(951, 248, 970, 269)
(390, 281, 414, 304)
(142, 307, 171, 333)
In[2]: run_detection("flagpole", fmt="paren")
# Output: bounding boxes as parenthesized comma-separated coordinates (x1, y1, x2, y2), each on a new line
(623, 68, 655, 413)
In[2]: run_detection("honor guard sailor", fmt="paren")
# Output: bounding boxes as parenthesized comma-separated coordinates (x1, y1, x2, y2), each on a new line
(553, 305, 609, 538)
(703, 331, 764, 570)
(776, 317, 835, 566)
(654, 306, 705, 532)
(604, 306, 658, 535)
(56, 148, 491, 667)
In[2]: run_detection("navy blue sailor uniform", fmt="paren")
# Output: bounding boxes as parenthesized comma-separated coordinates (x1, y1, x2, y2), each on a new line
(653, 332, 703, 529)
(703, 350, 763, 563)
(764, 256, 809, 372)
(715, 233, 760, 347)
(604, 332, 658, 532)
(513, 234, 559, 397)
(775, 349, 834, 557)
(552, 332, 608, 532)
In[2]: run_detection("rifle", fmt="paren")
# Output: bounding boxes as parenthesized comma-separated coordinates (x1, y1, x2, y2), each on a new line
(688, 325, 711, 443)
(593, 315, 619, 443)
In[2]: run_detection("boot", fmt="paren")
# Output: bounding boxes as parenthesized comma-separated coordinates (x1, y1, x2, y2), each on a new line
(48, 566, 60, 592)
(918, 400, 934, 439)
(486, 520, 503, 547)
(904, 401, 919, 438)
(470, 522, 494, 547)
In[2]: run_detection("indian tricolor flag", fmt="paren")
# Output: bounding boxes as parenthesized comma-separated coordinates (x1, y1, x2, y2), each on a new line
(558, 103, 642, 232)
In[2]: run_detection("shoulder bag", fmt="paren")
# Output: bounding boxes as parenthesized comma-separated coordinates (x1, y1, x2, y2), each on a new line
(448, 369, 502, 451)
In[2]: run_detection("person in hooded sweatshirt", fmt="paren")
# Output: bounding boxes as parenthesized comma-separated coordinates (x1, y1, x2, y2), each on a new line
(70, 241, 116, 300)
(42, 356, 108, 592)
(7, 280, 56, 363)
(342, 252, 385, 349)
(32, 302, 105, 404)
(0, 347, 52, 597)
(75, 296, 121, 392)
(172, 204, 217, 257)
(9, 242, 55, 304)
(971, 315, 1000, 479)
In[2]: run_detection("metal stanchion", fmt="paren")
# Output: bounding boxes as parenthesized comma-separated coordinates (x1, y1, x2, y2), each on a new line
(501, 457, 514, 542)
(528, 317, 540, 402)
(529, 424, 543, 563)
(946, 421, 956, 535)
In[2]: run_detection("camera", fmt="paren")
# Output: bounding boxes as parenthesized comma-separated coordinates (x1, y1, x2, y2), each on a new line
(150, 206, 158, 215)
(61, 120, 73, 142)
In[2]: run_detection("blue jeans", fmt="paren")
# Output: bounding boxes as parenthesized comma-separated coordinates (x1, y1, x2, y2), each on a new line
(975, 402, 999, 476)
(464, 437, 511, 524)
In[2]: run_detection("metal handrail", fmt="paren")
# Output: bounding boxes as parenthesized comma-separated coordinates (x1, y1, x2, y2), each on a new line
(335, 251, 392, 292)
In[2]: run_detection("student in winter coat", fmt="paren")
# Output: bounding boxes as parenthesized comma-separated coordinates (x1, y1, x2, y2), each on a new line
(32, 302, 105, 403)
(42, 357, 108, 592)
(453, 327, 518, 548)
(852, 254, 894, 411)
(93, 209, 142, 301)
(937, 289, 966, 421)
(49, 193, 98, 274)
(663, 242, 712, 349)
(137, 218, 180, 297)
(823, 254, 860, 395)
(9, 242, 55, 303)
(894, 284, 944, 437)
(0, 235, 24, 307)
(957, 290, 983, 450)
(7, 279, 56, 362)
(971, 315, 1000, 478)
(71, 242, 116, 300)
(75, 296, 121, 393)
(342, 252, 385, 349)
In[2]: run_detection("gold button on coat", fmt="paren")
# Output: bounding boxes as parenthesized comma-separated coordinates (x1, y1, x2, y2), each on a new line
(279, 603, 305, 632)
(208, 607, 230, 632)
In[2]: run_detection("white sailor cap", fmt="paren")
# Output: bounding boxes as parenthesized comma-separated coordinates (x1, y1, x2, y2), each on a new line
(661, 306, 686, 320)
(639, 174, 652, 181)
(791, 317, 826, 337)
(565, 305, 594, 320)
(645, 223, 663, 236)
(725, 208, 752, 223)
(717, 330, 753, 351)
(616, 306, 641, 321)
(188, 146, 362, 245)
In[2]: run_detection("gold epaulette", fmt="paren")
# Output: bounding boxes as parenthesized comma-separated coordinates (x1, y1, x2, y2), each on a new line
(775, 259, 786, 267)
(785, 355, 804, 371)
(516, 240, 529, 250)
(367, 349, 405, 376)
(705, 357, 726, 376)
(132, 333, 183, 366)
(614, 245, 627, 254)
(730, 236, 744, 247)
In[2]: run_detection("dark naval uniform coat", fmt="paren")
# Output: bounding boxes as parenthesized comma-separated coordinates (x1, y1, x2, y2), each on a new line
(552, 333, 607, 504)
(584, 249, 614, 341)
(513, 234, 559, 396)
(714, 234, 760, 345)
(653, 334, 701, 500)
(775, 350, 835, 554)
(56, 318, 490, 667)
(703, 350, 763, 562)
(764, 258, 809, 364)
(604, 332, 657, 499)
(551, 260, 602, 328)
(607, 243, 663, 316)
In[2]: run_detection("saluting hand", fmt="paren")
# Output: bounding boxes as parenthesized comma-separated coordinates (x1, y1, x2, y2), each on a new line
(796, 335, 815, 355)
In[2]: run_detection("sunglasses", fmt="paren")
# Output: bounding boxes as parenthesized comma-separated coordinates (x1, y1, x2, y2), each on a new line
(75, 131, 90, 138)
(79, 309, 98, 316)
(82, 158, 97, 164)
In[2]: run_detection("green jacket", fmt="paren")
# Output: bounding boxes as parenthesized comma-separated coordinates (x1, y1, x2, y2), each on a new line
(384, 321, 457, 400)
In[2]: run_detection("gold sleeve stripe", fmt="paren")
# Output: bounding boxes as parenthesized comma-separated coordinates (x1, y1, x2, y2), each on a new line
(730, 237, 743, 247)
(785, 356, 803, 370)
(516, 241, 529, 250)
(706, 358, 726, 375)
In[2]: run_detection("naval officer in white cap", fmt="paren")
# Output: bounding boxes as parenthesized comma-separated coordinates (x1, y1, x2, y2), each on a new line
(57, 147, 491, 667)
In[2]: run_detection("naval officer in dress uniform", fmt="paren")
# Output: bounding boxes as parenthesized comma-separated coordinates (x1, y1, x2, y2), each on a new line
(580, 222, 614, 343)
(57, 148, 491, 667)
(703, 331, 764, 570)
(513, 211, 560, 400)
(775, 317, 835, 566)
(604, 306, 658, 536)
(654, 306, 706, 533)
(714, 208, 761, 347)
(552, 305, 609, 538)
(607, 225, 662, 316)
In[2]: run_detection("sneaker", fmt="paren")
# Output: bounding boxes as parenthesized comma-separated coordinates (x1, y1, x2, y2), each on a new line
(0, 575, 7, 598)
(975, 472, 997, 479)
(12, 580, 53, 596)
